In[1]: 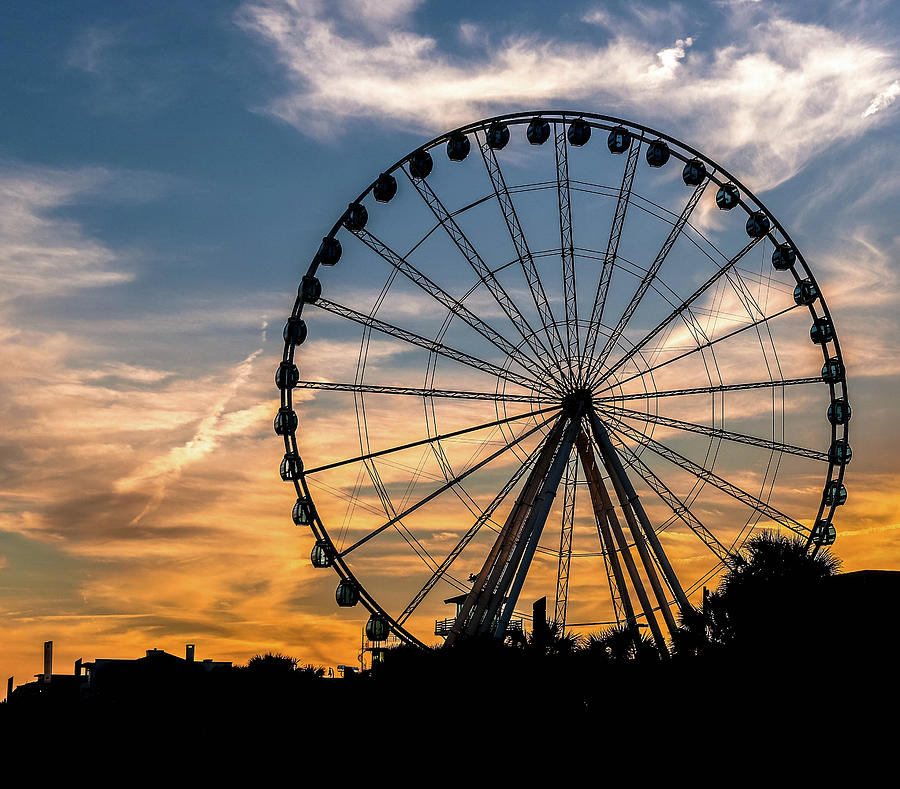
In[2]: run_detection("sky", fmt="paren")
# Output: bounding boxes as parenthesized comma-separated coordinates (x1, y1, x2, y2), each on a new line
(1, 0, 899, 684)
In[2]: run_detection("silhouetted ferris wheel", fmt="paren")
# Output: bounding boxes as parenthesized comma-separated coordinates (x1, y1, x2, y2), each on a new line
(275, 111, 850, 651)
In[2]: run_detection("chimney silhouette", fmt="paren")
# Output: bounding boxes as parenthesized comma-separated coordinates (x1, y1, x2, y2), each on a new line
(186, 644, 195, 662)
(43, 641, 52, 683)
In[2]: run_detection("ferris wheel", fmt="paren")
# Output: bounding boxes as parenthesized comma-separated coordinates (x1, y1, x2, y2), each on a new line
(275, 110, 850, 651)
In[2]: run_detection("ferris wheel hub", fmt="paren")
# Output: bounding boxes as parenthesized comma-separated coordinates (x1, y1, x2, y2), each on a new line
(561, 388, 593, 416)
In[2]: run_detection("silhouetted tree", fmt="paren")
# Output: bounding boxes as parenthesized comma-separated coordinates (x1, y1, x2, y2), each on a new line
(673, 530, 841, 657)
(244, 652, 299, 674)
(584, 624, 658, 663)
(527, 621, 581, 657)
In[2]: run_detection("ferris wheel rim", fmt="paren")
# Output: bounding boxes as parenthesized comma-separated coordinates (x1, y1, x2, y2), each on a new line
(278, 109, 850, 649)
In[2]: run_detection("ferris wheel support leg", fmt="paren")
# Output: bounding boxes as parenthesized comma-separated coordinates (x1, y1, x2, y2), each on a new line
(576, 432, 637, 631)
(444, 418, 567, 646)
(578, 433, 661, 649)
(553, 451, 578, 629)
(588, 410, 691, 614)
(494, 406, 585, 639)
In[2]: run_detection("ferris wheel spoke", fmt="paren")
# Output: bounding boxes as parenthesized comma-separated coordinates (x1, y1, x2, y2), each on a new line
(403, 168, 560, 380)
(312, 297, 543, 392)
(594, 376, 822, 403)
(599, 236, 765, 383)
(338, 412, 555, 557)
(296, 380, 554, 403)
(304, 404, 559, 475)
(599, 303, 801, 393)
(349, 227, 551, 386)
(476, 134, 568, 373)
(603, 428, 736, 565)
(599, 403, 829, 462)
(396, 438, 545, 625)
(554, 123, 579, 383)
(582, 137, 642, 379)
(603, 417, 809, 537)
(586, 179, 709, 383)
(360, 458, 457, 582)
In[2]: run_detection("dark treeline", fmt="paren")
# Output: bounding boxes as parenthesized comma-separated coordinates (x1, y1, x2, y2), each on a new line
(2, 533, 896, 752)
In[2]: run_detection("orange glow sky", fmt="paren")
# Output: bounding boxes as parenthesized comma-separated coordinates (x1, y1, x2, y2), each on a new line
(2, 0, 900, 686)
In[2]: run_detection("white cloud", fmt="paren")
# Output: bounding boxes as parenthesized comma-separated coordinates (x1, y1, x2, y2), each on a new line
(583, 9, 613, 27)
(115, 348, 264, 522)
(238, 3, 899, 190)
(0, 166, 133, 302)
(862, 80, 900, 118)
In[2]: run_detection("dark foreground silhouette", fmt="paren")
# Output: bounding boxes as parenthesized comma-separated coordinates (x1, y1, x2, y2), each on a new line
(2, 535, 896, 757)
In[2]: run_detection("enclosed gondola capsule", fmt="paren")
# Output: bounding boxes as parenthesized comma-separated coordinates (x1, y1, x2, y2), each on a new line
(292, 497, 314, 526)
(716, 183, 740, 210)
(827, 397, 851, 425)
(822, 357, 845, 383)
(316, 236, 342, 266)
(408, 149, 433, 179)
(336, 580, 359, 607)
(366, 614, 390, 642)
(446, 132, 470, 162)
(275, 361, 299, 390)
(829, 439, 852, 465)
(373, 172, 397, 203)
(607, 125, 631, 154)
(342, 202, 368, 231)
(646, 139, 670, 167)
(810, 317, 834, 345)
(311, 541, 332, 568)
(745, 211, 770, 238)
(682, 158, 706, 185)
(772, 243, 796, 271)
(280, 451, 303, 481)
(812, 520, 837, 546)
(283, 316, 308, 346)
(824, 480, 848, 507)
(274, 406, 298, 436)
(793, 279, 820, 306)
(300, 274, 321, 304)
(486, 121, 510, 150)
(526, 117, 550, 145)
(567, 118, 591, 147)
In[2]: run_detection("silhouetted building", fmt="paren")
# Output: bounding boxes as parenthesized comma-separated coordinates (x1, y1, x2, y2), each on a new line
(6, 643, 230, 704)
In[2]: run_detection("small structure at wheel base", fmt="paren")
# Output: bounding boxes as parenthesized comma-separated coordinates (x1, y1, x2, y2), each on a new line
(434, 594, 523, 638)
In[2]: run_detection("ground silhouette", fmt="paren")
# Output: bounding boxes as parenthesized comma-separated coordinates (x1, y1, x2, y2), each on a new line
(2, 533, 896, 755)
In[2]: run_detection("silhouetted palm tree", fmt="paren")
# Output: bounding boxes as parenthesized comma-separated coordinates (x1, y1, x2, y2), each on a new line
(585, 624, 658, 663)
(674, 530, 841, 655)
(527, 620, 581, 656)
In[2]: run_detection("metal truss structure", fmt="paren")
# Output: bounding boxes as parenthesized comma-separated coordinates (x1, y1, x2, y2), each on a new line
(275, 111, 850, 653)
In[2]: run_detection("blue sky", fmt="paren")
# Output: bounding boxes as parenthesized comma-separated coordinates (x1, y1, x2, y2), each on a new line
(1, 0, 899, 678)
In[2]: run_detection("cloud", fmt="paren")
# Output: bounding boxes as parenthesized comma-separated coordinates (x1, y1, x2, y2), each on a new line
(0, 165, 135, 302)
(862, 80, 899, 118)
(237, 2, 899, 188)
(64, 22, 189, 115)
(66, 24, 124, 74)
(115, 347, 266, 524)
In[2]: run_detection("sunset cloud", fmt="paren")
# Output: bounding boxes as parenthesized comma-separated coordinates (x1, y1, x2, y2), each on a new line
(237, 2, 899, 188)
(2, 1, 899, 691)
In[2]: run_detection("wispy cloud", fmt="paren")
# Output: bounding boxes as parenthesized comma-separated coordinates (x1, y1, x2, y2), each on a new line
(237, 2, 899, 188)
(0, 166, 133, 302)
(66, 24, 124, 75)
(862, 80, 899, 117)
(115, 347, 265, 524)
